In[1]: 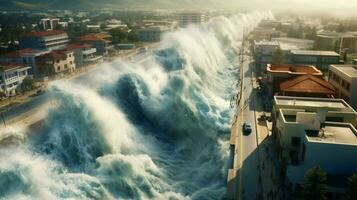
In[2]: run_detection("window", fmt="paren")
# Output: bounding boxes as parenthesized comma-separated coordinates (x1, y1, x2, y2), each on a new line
(65, 64, 68, 69)
(291, 137, 300, 147)
(57, 66, 60, 71)
(56, 60, 60, 63)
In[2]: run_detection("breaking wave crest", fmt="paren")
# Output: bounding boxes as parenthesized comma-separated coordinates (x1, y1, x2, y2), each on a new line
(0, 12, 272, 200)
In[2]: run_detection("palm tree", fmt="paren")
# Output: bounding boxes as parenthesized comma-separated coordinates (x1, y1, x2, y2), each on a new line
(347, 174, 357, 200)
(302, 166, 328, 200)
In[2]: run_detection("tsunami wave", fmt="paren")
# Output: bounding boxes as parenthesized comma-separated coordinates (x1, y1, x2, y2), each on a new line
(0, 12, 272, 200)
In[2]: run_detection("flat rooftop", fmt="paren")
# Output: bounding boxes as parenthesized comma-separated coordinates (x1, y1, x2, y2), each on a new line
(330, 65, 357, 78)
(275, 96, 354, 111)
(267, 64, 322, 75)
(254, 40, 279, 46)
(306, 123, 357, 145)
(291, 50, 340, 56)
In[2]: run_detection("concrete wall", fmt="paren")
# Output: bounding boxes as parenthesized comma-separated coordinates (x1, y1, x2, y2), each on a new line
(287, 140, 357, 185)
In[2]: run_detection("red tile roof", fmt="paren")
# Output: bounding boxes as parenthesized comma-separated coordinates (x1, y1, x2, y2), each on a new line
(41, 51, 67, 60)
(66, 43, 92, 50)
(22, 30, 67, 37)
(78, 34, 111, 43)
(280, 75, 335, 95)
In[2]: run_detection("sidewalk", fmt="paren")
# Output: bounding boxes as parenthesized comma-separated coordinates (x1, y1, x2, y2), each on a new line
(252, 77, 285, 200)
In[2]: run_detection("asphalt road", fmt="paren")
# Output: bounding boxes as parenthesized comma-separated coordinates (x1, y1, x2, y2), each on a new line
(239, 56, 262, 200)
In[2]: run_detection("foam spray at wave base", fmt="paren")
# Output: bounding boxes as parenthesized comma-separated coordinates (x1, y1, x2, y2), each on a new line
(0, 11, 273, 200)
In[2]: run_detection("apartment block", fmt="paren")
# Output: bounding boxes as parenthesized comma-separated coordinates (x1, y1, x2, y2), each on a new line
(19, 30, 69, 51)
(0, 64, 30, 96)
(328, 65, 357, 110)
(290, 50, 340, 71)
(272, 96, 357, 196)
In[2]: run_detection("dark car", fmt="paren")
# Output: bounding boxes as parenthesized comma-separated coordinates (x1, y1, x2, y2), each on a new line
(243, 122, 252, 134)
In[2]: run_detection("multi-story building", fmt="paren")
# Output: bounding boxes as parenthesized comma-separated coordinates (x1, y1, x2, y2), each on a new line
(177, 12, 207, 27)
(290, 50, 340, 71)
(19, 30, 69, 51)
(66, 44, 103, 68)
(0, 48, 50, 77)
(272, 96, 357, 197)
(315, 32, 357, 53)
(78, 33, 113, 56)
(36, 50, 75, 78)
(253, 40, 280, 72)
(328, 65, 357, 110)
(138, 26, 170, 42)
(0, 64, 30, 96)
(40, 18, 60, 30)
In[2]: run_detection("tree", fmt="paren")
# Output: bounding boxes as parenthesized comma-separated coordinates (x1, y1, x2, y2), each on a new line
(21, 77, 35, 91)
(272, 47, 285, 64)
(347, 174, 357, 200)
(302, 166, 328, 200)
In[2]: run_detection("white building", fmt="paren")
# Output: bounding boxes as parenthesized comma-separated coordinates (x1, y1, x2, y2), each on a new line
(40, 18, 60, 30)
(328, 65, 357, 110)
(253, 40, 280, 70)
(0, 64, 30, 96)
(177, 12, 207, 27)
(273, 96, 357, 196)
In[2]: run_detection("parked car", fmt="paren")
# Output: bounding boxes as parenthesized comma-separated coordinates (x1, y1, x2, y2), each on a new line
(243, 122, 252, 134)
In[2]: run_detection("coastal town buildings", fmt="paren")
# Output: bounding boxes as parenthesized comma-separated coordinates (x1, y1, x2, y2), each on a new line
(265, 64, 329, 98)
(177, 12, 207, 27)
(19, 30, 69, 51)
(36, 50, 75, 78)
(328, 65, 357, 110)
(290, 50, 340, 71)
(0, 64, 30, 96)
(253, 40, 280, 71)
(78, 33, 113, 56)
(40, 18, 60, 30)
(272, 96, 357, 198)
(66, 44, 103, 68)
(138, 26, 171, 42)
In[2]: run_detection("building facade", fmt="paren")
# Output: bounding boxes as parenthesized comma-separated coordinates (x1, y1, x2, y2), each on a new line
(0, 64, 30, 96)
(290, 50, 340, 71)
(253, 41, 280, 72)
(328, 65, 357, 110)
(66, 44, 103, 68)
(266, 64, 323, 98)
(272, 96, 357, 197)
(36, 50, 76, 78)
(19, 30, 69, 51)
(177, 12, 207, 27)
(138, 26, 170, 42)
(40, 18, 60, 30)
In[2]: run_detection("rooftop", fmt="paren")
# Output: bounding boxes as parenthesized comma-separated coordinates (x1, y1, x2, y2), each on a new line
(291, 50, 340, 57)
(274, 96, 354, 111)
(280, 75, 335, 95)
(267, 64, 322, 75)
(22, 30, 67, 38)
(254, 40, 279, 46)
(0, 64, 27, 72)
(66, 43, 92, 50)
(330, 65, 357, 78)
(306, 123, 357, 145)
